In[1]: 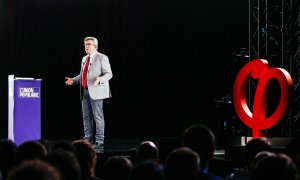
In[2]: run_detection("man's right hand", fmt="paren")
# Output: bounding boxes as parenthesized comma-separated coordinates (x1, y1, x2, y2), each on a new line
(65, 77, 73, 85)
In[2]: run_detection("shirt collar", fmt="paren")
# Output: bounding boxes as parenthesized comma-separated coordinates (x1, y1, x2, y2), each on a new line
(89, 52, 96, 58)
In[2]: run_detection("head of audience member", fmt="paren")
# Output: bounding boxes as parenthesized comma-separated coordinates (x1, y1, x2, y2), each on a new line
(37, 139, 52, 153)
(182, 124, 215, 170)
(251, 152, 300, 180)
(0, 139, 17, 179)
(72, 139, 98, 180)
(251, 150, 275, 170)
(44, 149, 81, 180)
(244, 137, 273, 172)
(130, 160, 166, 180)
(101, 155, 133, 180)
(164, 147, 200, 180)
(135, 141, 159, 164)
(7, 159, 61, 180)
(15, 140, 47, 165)
(51, 140, 77, 155)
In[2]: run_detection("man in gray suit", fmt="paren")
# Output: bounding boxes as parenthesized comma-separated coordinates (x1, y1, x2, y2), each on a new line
(65, 36, 113, 150)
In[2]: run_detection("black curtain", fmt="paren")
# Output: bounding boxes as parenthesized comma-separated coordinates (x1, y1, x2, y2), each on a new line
(0, 0, 248, 140)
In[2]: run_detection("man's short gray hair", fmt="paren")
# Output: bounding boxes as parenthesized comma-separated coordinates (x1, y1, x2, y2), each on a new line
(84, 36, 98, 50)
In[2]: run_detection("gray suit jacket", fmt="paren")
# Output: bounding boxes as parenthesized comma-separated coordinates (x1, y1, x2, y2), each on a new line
(73, 51, 113, 100)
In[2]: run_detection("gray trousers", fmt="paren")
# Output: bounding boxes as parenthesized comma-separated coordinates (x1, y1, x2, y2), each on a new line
(82, 89, 104, 144)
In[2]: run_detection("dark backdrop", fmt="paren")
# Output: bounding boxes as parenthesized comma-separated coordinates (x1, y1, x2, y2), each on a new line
(0, 0, 248, 141)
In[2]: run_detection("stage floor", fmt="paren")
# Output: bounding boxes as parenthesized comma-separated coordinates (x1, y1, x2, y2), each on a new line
(97, 138, 225, 155)
(101, 138, 153, 153)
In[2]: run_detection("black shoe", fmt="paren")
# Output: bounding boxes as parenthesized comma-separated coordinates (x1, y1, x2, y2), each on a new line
(92, 142, 104, 149)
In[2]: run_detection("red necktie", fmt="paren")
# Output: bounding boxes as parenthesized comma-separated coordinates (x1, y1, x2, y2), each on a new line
(82, 56, 90, 88)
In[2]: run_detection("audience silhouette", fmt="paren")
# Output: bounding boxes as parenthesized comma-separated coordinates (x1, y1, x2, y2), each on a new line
(0, 139, 17, 180)
(72, 139, 102, 180)
(250, 152, 300, 180)
(225, 137, 274, 180)
(134, 141, 159, 165)
(51, 140, 77, 155)
(15, 140, 47, 165)
(44, 149, 81, 180)
(7, 159, 61, 180)
(164, 147, 200, 180)
(2, 124, 300, 180)
(101, 155, 133, 180)
(130, 160, 166, 180)
(182, 124, 224, 180)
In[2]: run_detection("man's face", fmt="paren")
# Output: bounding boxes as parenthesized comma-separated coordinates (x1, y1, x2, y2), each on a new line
(84, 40, 97, 55)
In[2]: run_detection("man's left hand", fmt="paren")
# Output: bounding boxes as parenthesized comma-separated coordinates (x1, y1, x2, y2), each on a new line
(94, 76, 100, 85)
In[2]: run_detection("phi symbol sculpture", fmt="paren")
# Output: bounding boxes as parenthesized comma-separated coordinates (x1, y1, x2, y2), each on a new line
(233, 59, 294, 137)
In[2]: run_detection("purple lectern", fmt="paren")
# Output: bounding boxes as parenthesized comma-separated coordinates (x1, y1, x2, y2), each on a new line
(8, 75, 42, 146)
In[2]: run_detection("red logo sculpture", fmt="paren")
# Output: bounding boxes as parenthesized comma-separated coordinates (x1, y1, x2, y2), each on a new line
(233, 59, 293, 137)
